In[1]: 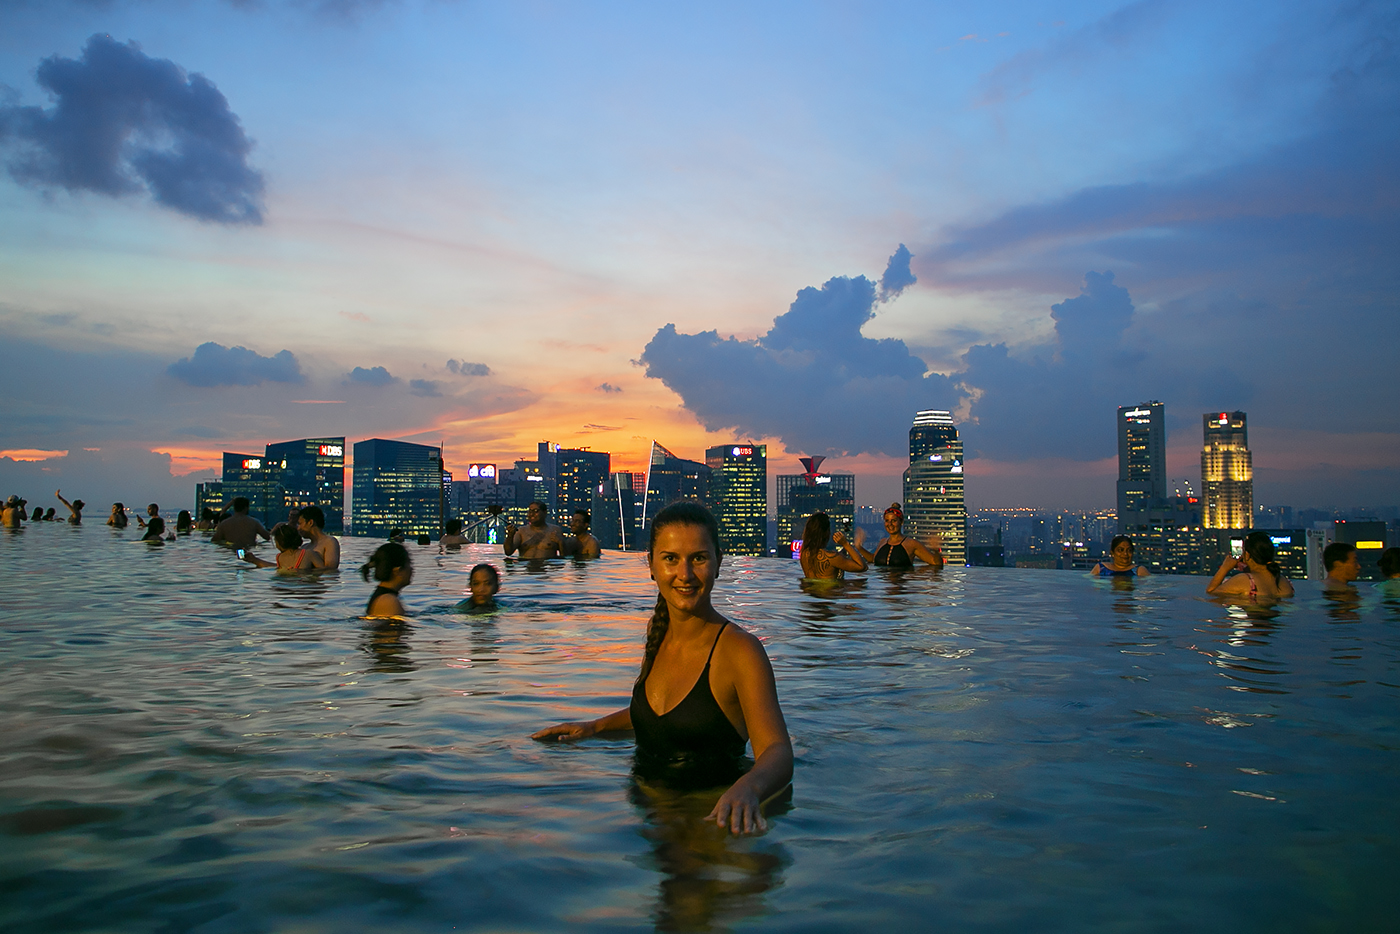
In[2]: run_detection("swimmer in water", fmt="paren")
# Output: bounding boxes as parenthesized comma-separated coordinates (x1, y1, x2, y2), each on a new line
(141, 516, 167, 542)
(362, 542, 412, 617)
(241, 525, 324, 572)
(176, 510, 193, 534)
(532, 502, 792, 835)
(1206, 531, 1294, 599)
(1089, 536, 1150, 577)
(853, 504, 943, 568)
(54, 490, 84, 524)
(798, 512, 866, 580)
(459, 562, 501, 610)
(108, 503, 129, 528)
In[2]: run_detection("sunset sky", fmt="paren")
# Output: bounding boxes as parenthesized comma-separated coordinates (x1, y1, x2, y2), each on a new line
(2, 0, 1396, 513)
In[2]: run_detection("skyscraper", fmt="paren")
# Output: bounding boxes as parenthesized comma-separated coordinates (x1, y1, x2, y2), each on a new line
(351, 439, 443, 537)
(221, 452, 274, 524)
(775, 456, 856, 556)
(553, 447, 611, 522)
(902, 410, 966, 565)
(642, 441, 710, 530)
(264, 437, 346, 532)
(1116, 402, 1166, 531)
(1201, 411, 1252, 530)
(705, 443, 767, 556)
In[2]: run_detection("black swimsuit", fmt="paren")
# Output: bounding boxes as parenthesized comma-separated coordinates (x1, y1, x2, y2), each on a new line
(630, 622, 747, 785)
(874, 540, 914, 568)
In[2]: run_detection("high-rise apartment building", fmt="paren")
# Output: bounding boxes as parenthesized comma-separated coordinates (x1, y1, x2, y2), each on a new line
(351, 439, 443, 537)
(705, 443, 767, 556)
(1117, 402, 1166, 531)
(902, 410, 966, 565)
(643, 441, 710, 529)
(775, 456, 856, 556)
(264, 437, 346, 532)
(1201, 411, 1252, 530)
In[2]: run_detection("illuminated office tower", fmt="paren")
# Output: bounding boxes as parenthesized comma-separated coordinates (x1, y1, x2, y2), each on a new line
(705, 444, 767, 556)
(642, 441, 710, 529)
(351, 439, 444, 537)
(902, 410, 966, 565)
(553, 447, 611, 522)
(264, 437, 346, 532)
(194, 480, 223, 518)
(1201, 411, 1252, 530)
(775, 456, 856, 556)
(1116, 401, 1166, 532)
(221, 452, 275, 524)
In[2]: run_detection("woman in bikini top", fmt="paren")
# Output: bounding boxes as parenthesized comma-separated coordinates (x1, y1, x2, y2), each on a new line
(532, 502, 793, 835)
(239, 525, 325, 573)
(854, 504, 944, 568)
(798, 512, 866, 580)
(1206, 531, 1294, 600)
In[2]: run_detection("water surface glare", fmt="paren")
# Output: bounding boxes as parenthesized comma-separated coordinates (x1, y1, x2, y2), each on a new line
(3, 527, 1399, 931)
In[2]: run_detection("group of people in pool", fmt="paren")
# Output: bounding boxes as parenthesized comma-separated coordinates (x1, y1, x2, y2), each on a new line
(2, 490, 87, 527)
(796, 503, 945, 580)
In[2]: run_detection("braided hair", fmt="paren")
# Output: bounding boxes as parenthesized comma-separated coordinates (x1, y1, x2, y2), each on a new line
(636, 501, 722, 687)
(1242, 531, 1283, 584)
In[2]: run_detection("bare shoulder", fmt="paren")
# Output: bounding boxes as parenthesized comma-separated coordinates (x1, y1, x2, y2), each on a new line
(716, 620, 772, 667)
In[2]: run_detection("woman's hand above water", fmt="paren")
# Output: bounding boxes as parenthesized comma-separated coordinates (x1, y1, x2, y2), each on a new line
(530, 706, 632, 742)
(706, 779, 767, 835)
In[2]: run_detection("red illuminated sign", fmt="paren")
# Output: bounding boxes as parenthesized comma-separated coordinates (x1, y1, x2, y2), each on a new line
(318, 444, 343, 457)
(732, 446, 753, 457)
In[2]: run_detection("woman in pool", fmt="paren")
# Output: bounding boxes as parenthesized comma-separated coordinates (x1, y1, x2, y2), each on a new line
(1089, 536, 1150, 577)
(854, 504, 943, 568)
(361, 541, 412, 617)
(798, 512, 866, 580)
(54, 490, 84, 524)
(242, 525, 324, 573)
(458, 563, 501, 611)
(532, 502, 792, 836)
(175, 510, 193, 535)
(1206, 530, 1294, 599)
(108, 503, 129, 528)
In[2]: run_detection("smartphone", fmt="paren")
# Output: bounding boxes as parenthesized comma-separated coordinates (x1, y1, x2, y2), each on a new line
(237, 548, 246, 559)
(1229, 539, 1243, 558)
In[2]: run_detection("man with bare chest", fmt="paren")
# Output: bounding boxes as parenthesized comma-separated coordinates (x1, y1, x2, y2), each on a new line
(504, 501, 564, 558)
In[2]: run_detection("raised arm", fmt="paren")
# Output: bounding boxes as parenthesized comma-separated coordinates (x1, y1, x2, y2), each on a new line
(54, 489, 77, 517)
(1206, 555, 1244, 594)
(852, 527, 877, 563)
(826, 530, 867, 572)
(503, 524, 520, 556)
(707, 633, 793, 835)
(908, 535, 945, 567)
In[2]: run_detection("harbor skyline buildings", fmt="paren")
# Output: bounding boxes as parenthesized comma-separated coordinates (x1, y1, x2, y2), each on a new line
(902, 410, 967, 566)
(1201, 411, 1253, 530)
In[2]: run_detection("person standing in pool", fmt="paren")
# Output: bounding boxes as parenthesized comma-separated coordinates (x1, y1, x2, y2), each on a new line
(504, 501, 564, 559)
(439, 518, 469, 547)
(563, 509, 602, 559)
(175, 510, 193, 534)
(136, 503, 160, 528)
(1207, 531, 1294, 599)
(798, 512, 866, 580)
(362, 542, 412, 617)
(141, 516, 168, 542)
(242, 525, 324, 572)
(54, 490, 84, 524)
(108, 503, 129, 528)
(1089, 536, 1150, 577)
(1321, 541, 1361, 595)
(296, 505, 340, 570)
(211, 497, 270, 551)
(854, 504, 943, 568)
(532, 502, 792, 835)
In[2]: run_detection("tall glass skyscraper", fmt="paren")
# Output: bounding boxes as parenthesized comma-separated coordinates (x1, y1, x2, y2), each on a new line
(1201, 411, 1252, 530)
(553, 447, 611, 522)
(705, 444, 767, 556)
(351, 439, 443, 537)
(902, 410, 966, 565)
(221, 452, 274, 524)
(264, 437, 346, 533)
(642, 441, 710, 530)
(1116, 402, 1166, 530)
(775, 456, 856, 556)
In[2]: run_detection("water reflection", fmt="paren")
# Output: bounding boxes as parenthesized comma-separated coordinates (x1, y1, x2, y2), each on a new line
(629, 778, 791, 932)
(1195, 604, 1289, 694)
(1323, 588, 1363, 623)
(361, 620, 414, 673)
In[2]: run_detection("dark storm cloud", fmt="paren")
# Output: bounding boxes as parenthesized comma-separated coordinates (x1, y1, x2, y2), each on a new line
(167, 342, 303, 386)
(0, 34, 264, 224)
(445, 359, 490, 376)
(348, 365, 397, 386)
(640, 256, 965, 458)
(408, 378, 441, 397)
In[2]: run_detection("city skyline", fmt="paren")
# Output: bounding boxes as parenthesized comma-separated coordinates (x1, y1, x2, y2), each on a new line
(2, 2, 1397, 513)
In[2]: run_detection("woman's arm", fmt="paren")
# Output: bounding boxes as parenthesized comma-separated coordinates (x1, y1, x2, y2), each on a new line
(1135, 565, 1151, 576)
(1277, 576, 1295, 597)
(242, 552, 277, 569)
(851, 528, 877, 563)
(531, 705, 633, 741)
(54, 490, 77, 517)
(908, 537, 945, 567)
(826, 531, 867, 572)
(707, 634, 793, 835)
(1206, 555, 1245, 594)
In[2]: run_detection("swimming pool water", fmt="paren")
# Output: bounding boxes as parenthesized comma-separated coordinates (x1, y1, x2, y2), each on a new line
(2, 526, 1398, 932)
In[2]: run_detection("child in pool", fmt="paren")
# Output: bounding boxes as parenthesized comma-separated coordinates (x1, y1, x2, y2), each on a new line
(457, 563, 501, 612)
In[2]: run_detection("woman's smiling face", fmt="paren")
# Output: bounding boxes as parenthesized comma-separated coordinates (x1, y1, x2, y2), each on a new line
(648, 523, 721, 616)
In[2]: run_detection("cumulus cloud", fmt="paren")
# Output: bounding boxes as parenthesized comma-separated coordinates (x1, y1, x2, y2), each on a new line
(878, 243, 917, 300)
(445, 359, 490, 376)
(408, 378, 441, 397)
(0, 34, 264, 224)
(348, 365, 396, 386)
(640, 252, 965, 457)
(167, 342, 302, 387)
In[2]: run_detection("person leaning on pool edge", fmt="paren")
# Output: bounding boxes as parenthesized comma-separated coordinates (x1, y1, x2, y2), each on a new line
(853, 503, 943, 568)
(532, 502, 793, 835)
(1090, 536, 1150, 577)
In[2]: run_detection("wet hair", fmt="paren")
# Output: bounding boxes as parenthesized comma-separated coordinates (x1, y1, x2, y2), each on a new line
(1242, 531, 1284, 584)
(273, 524, 303, 551)
(201, 508, 216, 522)
(470, 563, 500, 589)
(444, 518, 463, 535)
(1109, 535, 1135, 554)
(360, 542, 411, 583)
(636, 502, 723, 687)
(300, 505, 325, 529)
(113, 502, 125, 512)
(417, 534, 431, 545)
(1324, 541, 1357, 572)
(1379, 547, 1400, 579)
(176, 510, 192, 531)
(232, 497, 250, 513)
(802, 512, 832, 559)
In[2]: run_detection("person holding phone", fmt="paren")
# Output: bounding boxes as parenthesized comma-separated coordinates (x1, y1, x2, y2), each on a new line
(240, 525, 324, 572)
(1206, 530, 1294, 599)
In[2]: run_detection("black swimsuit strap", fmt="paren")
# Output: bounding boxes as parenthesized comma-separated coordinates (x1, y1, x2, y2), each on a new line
(703, 622, 728, 667)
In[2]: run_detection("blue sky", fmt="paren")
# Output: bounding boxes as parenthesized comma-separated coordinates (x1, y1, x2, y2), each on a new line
(1, 0, 1395, 512)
